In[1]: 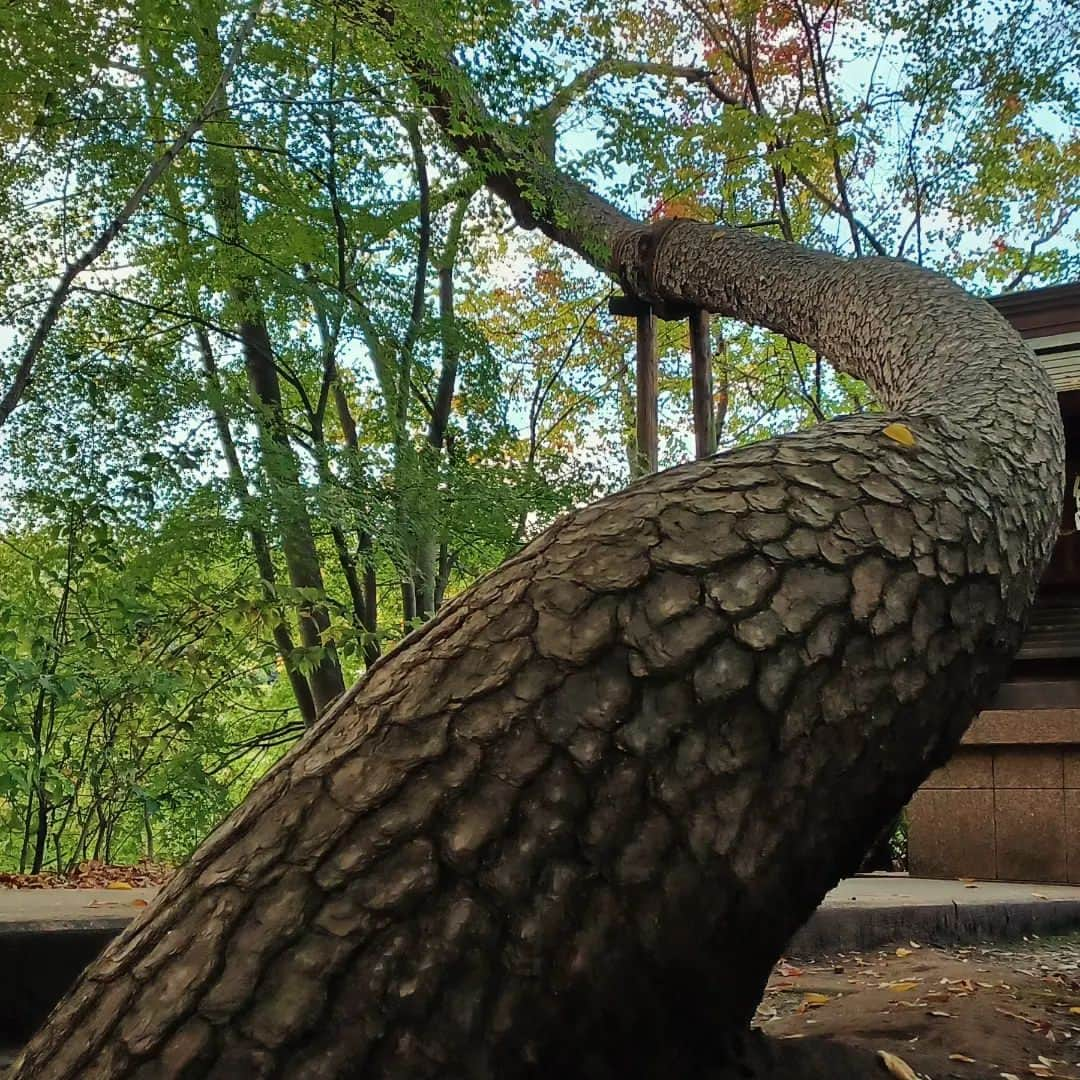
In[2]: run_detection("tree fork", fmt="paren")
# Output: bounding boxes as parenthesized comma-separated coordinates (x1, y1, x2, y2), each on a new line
(194, 2, 345, 715)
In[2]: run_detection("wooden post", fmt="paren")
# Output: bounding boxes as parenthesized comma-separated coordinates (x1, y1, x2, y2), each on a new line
(636, 307, 658, 475)
(608, 295, 661, 477)
(690, 309, 716, 458)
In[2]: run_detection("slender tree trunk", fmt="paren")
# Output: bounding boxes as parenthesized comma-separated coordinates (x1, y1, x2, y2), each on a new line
(29, 545, 72, 874)
(332, 376, 382, 665)
(31, 771, 49, 875)
(362, 535, 380, 661)
(435, 541, 452, 610)
(200, 328, 318, 725)
(139, 34, 319, 723)
(11, 26, 1066, 1080)
(416, 197, 469, 618)
(18, 789, 33, 875)
(142, 801, 155, 863)
(194, 4, 345, 714)
(233, 305, 346, 714)
(400, 575, 417, 624)
(328, 373, 381, 667)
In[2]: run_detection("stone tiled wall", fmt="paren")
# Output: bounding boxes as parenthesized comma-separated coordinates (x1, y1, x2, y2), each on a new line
(907, 710, 1080, 884)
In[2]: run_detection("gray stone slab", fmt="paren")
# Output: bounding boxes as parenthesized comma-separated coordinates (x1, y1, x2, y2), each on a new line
(788, 872, 1080, 955)
(0, 888, 155, 935)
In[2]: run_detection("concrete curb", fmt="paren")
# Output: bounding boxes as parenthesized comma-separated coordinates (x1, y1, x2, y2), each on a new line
(788, 897, 1080, 955)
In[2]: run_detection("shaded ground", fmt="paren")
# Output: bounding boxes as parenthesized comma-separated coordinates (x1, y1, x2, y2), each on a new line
(759, 934, 1080, 1078)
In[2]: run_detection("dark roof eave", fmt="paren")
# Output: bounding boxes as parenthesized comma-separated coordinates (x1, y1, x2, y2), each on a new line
(990, 281, 1080, 318)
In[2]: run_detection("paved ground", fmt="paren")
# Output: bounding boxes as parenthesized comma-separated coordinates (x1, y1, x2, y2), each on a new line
(0, 886, 156, 933)
(823, 873, 1080, 908)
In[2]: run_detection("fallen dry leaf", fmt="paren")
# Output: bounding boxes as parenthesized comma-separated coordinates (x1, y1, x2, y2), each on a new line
(802, 993, 830, 1007)
(888, 981, 921, 993)
(948, 1053, 976, 1063)
(896, 947, 913, 958)
(132, 898, 148, 908)
(105, 881, 133, 890)
(0, 860, 171, 890)
(877, 1050, 920, 1079)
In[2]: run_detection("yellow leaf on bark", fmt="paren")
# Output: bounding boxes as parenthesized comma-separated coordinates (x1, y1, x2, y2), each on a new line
(882, 423, 916, 446)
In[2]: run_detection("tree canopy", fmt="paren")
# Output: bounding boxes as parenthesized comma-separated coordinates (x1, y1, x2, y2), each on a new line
(0, 0, 1077, 874)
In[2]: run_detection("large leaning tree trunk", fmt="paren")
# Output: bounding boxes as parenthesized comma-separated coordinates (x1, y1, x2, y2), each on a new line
(13, 30, 1066, 1080)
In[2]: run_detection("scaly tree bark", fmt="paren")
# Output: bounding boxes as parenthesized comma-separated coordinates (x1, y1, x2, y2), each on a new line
(12, 19, 1065, 1080)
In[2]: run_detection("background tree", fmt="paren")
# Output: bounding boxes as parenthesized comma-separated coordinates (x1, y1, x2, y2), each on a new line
(0, 0, 613, 867)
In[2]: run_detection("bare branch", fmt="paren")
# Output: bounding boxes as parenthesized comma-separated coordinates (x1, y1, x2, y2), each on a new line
(0, 0, 263, 429)
(537, 58, 742, 125)
(792, 167, 889, 257)
(1003, 207, 1077, 292)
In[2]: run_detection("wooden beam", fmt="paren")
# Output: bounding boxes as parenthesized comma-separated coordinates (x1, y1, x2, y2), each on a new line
(636, 308, 658, 475)
(689, 309, 716, 459)
(609, 294, 651, 318)
(610, 294, 695, 322)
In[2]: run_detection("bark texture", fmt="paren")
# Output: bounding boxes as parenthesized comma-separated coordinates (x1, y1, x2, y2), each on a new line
(11, 231, 1064, 1077)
